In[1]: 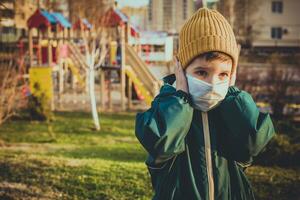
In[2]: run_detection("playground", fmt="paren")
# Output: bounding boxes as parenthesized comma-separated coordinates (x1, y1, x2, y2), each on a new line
(21, 7, 161, 117)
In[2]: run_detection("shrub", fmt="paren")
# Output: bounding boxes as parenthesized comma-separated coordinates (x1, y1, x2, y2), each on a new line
(27, 82, 52, 121)
(254, 134, 300, 167)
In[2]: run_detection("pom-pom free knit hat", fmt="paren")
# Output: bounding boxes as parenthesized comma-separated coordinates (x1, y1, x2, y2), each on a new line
(177, 7, 239, 70)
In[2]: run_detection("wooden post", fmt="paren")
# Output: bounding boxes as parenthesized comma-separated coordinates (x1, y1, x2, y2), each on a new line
(56, 24, 60, 39)
(62, 28, 65, 44)
(100, 69, 105, 109)
(59, 60, 64, 94)
(38, 29, 42, 65)
(28, 28, 33, 67)
(137, 37, 142, 57)
(108, 71, 112, 110)
(46, 26, 54, 111)
(120, 24, 126, 110)
(69, 28, 73, 41)
(80, 26, 83, 39)
(127, 76, 132, 110)
(125, 22, 129, 43)
(58, 59, 64, 109)
(47, 26, 52, 66)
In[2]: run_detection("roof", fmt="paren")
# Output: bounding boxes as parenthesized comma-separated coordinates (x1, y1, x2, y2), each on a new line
(41, 10, 57, 24)
(82, 19, 92, 29)
(27, 9, 71, 29)
(27, 9, 52, 29)
(114, 9, 128, 22)
(73, 18, 92, 30)
(130, 24, 139, 37)
(52, 12, 71, 28)
(99, 8, 128, 27)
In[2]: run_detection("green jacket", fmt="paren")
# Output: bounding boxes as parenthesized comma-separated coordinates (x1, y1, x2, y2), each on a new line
(135, 74, 275, 200)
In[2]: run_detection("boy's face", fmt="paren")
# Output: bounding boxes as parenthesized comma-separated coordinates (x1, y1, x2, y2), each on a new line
(185, 57, 232, 85)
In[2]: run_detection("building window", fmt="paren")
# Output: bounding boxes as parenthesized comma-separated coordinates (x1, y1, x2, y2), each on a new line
(2, 26, 16, 34)
(272, 1, 283, 13)
(183, 0, 187, 19)
(153, 45, 165, 52)
(271, 27, 282, 39)
(1, 9, 15, 18)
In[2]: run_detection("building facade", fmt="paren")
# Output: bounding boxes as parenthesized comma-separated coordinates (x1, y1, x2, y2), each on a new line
(217, 0, 300, 49)
(147, 0, 195, 33)
(0, 0, 37, 44)
(249, 0, 300, 48)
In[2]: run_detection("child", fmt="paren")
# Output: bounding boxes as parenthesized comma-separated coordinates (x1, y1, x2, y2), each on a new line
(135, 8, 275, 200)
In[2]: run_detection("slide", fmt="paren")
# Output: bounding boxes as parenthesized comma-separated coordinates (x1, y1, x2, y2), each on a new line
(125, 44, 162, 105)
(64, 42, 88, 89)
(64, 58, 86, 88)
(66, 41, 87, 71)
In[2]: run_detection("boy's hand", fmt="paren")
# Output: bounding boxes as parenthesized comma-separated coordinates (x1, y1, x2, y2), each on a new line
(174, 56, 189, 93)
(229, 69, 237, 86)
(229, 44, 241, 86)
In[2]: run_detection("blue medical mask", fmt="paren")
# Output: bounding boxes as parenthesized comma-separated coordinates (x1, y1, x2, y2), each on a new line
(186, 74, 229, 112)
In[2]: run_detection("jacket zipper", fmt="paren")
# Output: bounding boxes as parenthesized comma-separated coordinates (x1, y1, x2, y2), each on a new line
(201, 112, 215, 200)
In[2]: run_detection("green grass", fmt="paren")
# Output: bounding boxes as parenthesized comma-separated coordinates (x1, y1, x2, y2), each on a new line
(0, 112, 299, 200)
(0, 112, 152, 200)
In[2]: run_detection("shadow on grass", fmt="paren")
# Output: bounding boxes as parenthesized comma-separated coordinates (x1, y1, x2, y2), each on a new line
(0, 111, 138, 144)
(48, 144, 147, 163)
(0, 155, 152, 200)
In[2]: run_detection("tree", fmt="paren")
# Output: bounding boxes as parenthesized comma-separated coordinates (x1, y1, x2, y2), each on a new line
(0, 58, 23, 125)
(266, 53, 297, 119)
(68, 0, 113, 25)
(82, 30, 108, 131)
(217, 0, 260, 47)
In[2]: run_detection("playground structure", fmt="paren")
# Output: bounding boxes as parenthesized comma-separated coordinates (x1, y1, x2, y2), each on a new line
(25, 7, 162, 111)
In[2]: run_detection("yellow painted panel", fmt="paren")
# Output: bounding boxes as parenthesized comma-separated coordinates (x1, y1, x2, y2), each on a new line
(110, 41, 117, 65)
(29, 67, 53, 100)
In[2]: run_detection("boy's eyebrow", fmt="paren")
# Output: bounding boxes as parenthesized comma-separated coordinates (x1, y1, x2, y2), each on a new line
(193, 66, 210, 70)
(193, 66, 231, 73)
(222, 70, 231, 73)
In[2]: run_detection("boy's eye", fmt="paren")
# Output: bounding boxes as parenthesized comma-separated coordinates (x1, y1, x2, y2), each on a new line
(219, 73, 229, 78)
(195, 70, 208, 77)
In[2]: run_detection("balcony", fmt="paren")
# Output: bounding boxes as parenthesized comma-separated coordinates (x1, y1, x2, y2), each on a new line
(0, 9, 15, 18)
(140, 52, 168, 62)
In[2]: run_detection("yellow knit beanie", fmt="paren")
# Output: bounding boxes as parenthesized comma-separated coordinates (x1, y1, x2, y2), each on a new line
(177, 7, 239, 70)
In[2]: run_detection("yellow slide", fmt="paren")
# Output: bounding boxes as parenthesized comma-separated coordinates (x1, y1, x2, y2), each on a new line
(125, 44, 162, 106)
(125, 66, 152, 105)
(64, 41, 88, 89)
(64, 58, 86, 88)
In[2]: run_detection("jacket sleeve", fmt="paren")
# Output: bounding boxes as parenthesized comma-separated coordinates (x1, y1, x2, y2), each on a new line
(218, 86, 276, 166)
(135, 84, 193, 164)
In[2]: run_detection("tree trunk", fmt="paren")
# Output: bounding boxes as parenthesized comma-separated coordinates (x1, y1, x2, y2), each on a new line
(88, 67, 100, 130)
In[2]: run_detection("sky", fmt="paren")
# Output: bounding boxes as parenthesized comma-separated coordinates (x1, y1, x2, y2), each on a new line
(115, 0, 149, 8)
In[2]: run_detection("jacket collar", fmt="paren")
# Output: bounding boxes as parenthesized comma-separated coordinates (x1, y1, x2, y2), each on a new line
(162, 74, 176, 85)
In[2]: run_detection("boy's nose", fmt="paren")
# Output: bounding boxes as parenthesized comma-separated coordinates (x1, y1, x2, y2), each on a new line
(206, 75, 219, 85)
